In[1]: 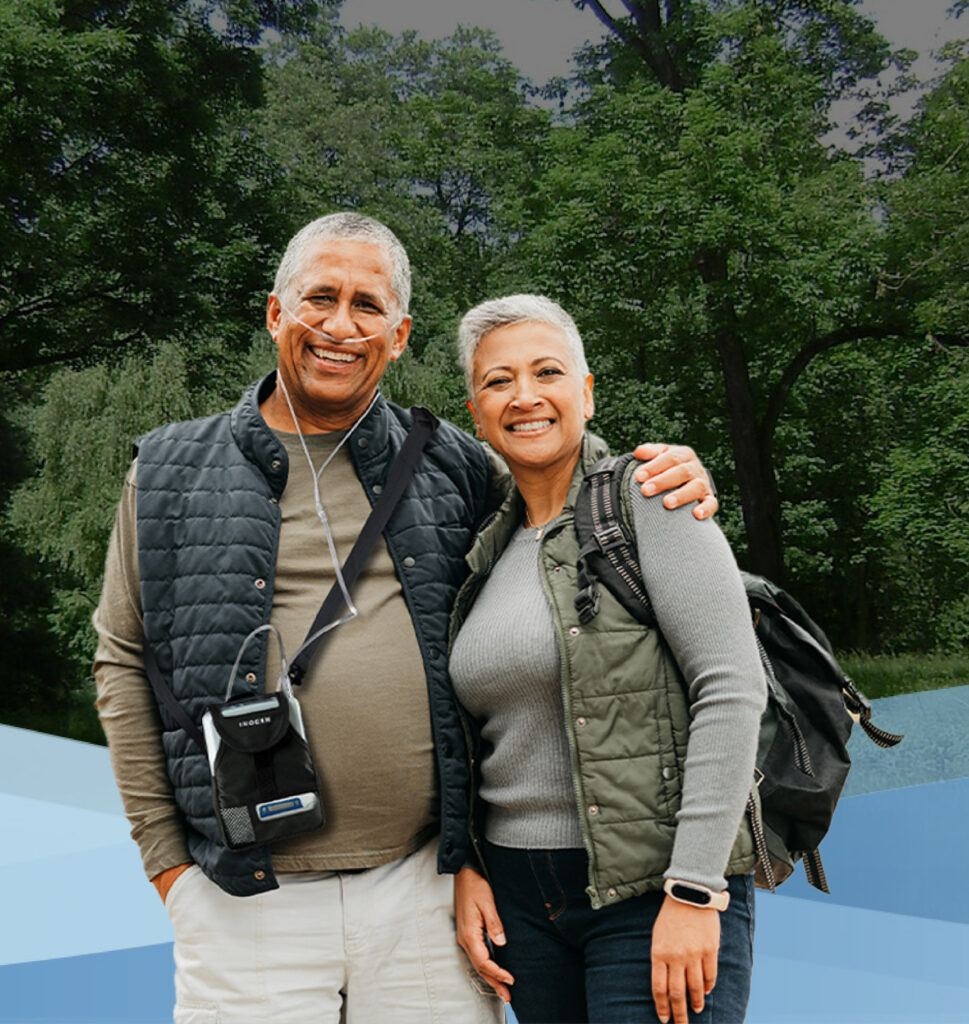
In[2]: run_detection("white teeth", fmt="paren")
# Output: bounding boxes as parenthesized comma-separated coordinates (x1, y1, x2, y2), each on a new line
(510, 420, 552, 433)
(311, 346, 358, 363)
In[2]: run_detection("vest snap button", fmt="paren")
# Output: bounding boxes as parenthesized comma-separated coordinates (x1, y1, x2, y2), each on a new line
(271, 459, 281, 469)
(269, 497, 278, 505)
(403, 556, 416, 568)
(254, 578, 266, 589)
(607, 887, 617, 899)
(358, 438, 368, 448)
(254, 870, 266, 881)
(245, 672, 256, 683)
(589, 804, 599, 815)
(569, 627, 580, 636)
(577, 716, 587, 726)
(373, 483, 383, 495)
(662, 766, 675, 780)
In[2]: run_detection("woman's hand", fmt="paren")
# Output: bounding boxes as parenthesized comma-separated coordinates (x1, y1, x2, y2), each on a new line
(633, 443, 718, 520)
(454, 866, 514, 1003)
(651, 895, 721, 1024)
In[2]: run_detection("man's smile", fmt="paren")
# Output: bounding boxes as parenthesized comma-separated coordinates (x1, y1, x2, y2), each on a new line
(309, 345, 361, 365)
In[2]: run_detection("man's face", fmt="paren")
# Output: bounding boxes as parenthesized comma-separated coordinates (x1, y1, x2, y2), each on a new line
(266, 239, 410, 432)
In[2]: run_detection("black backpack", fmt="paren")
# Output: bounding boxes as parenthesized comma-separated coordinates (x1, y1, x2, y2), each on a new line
(573, 454, 903, 892)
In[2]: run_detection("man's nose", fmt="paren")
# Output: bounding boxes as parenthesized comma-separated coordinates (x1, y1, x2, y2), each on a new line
(321, 301, 357, 341)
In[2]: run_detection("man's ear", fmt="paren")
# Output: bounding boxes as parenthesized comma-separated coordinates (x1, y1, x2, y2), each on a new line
(389, 316, 411, 361)
(266, 294, 282, 343)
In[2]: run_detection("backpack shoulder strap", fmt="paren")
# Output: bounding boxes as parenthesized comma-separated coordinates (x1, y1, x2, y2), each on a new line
(573, 453, 656, 627)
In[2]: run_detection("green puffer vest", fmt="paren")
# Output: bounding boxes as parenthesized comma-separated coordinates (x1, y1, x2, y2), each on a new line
(450, 436, 756, 910)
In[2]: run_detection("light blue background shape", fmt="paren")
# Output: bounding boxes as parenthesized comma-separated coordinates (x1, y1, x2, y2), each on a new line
(2, 685, 967, 1022)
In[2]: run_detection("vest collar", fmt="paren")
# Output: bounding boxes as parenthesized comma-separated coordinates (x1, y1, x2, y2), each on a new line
(465, 432, 610, 575)
(229, 372, 394, 497)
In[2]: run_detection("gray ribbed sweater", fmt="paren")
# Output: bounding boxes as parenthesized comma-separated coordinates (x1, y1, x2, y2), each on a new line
(449, 475, 766, 891)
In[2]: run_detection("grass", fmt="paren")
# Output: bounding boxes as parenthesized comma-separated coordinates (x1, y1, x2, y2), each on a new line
(2, 692, 105, 746)
(837, 652, 969, 700)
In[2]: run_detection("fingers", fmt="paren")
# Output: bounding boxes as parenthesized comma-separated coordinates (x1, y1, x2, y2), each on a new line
(702, 944, 718, 995)
(470, 954, 514, 1003)
(652, 958, 670, 1023)
(692, 492, 719, 521)
(686, 957, 707, 1016)
(652, 961, 693, 1024)
(458, 925, 514, 1004)
(633, 444, 715, 519)
(653, 960, 711, 1024)
(454, 869, 514, 1003)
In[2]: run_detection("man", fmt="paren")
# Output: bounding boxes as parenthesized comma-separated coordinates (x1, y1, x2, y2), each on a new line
(94, 213, 716, 1024)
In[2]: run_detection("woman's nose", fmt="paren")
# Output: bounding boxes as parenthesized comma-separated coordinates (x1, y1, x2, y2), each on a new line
(511, 379, 542, 407)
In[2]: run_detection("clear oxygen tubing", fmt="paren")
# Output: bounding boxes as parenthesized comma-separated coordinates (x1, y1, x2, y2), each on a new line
(271, 369, 383, 670)
(276, 299, 404, 345)
(225, 623, 291, 701)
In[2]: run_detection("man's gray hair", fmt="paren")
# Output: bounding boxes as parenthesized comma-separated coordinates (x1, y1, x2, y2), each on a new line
(458, 294, 589, 394)
(272, 213, 411, 315)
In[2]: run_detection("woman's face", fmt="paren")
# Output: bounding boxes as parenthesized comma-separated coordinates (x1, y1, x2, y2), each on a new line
(468, 320, 594, 479)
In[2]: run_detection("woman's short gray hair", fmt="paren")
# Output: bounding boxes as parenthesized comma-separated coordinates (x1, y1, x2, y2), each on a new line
(272, 213, 411, 315)
(458, 294, 589, 394)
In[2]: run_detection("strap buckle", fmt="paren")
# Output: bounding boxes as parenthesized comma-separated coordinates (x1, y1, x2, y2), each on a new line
(574, 584, 601, 625)
(593, 523, 628, 553)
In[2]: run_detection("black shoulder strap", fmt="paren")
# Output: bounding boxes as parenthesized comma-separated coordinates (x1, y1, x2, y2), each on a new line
(143, 639, 208, 751)
(573, 453, 656, 627)
(142, 406, 440, 748)
(287, 405, 439, 685)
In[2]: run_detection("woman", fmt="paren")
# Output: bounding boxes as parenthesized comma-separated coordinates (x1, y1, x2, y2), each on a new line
(449, 295, 766, 1024)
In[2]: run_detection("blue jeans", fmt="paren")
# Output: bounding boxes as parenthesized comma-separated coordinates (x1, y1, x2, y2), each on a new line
(483, 841, 755, 1024)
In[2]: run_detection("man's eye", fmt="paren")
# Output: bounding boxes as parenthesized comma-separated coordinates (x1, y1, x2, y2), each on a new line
(307, 295, 335, 307)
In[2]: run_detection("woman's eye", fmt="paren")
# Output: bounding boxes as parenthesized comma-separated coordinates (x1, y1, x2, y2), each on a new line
(538, 367, 563, 379)
(484, 376, 510, 388)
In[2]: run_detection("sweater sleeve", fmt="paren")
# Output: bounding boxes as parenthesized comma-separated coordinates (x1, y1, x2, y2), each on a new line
(92, 460, 192, 879)
(627, 475, 766, 892)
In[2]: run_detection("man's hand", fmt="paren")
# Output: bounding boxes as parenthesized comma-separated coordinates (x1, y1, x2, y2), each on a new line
(633, 444, 718, 520)
(151, 862, 193, 904)
(651, 896, 721, 1024)
(454, 867, 514, 1003)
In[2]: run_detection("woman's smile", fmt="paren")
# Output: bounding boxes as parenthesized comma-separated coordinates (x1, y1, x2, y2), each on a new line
(469, 320, 594, 480)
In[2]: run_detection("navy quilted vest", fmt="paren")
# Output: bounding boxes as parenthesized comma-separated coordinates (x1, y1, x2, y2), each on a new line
(136, 373, 491, 896)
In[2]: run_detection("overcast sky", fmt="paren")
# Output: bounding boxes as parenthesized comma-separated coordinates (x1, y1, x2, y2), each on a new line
(339, 0, 965, 87)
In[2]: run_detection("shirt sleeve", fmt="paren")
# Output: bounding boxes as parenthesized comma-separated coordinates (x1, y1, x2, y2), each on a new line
(627, 475, 766, 892)
(92, 460, 192, 878)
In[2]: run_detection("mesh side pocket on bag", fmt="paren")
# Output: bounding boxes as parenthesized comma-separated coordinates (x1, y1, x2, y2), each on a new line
(221, 806, 256, 846)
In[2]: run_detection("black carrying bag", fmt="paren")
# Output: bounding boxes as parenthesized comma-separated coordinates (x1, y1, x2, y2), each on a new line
(143, 406, 440, 852)
(572, 453, 904, 892)
(202, 689, 323, 849)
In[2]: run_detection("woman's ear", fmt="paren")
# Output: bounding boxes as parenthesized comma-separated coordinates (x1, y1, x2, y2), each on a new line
(466, 399, 484, 438)
(583, 374, 595, 421)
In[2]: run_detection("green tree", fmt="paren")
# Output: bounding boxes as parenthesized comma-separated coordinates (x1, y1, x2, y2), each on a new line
(509, 0, 939, 589)
(260, 24, 551, 424)
(0, 0, 327, 376)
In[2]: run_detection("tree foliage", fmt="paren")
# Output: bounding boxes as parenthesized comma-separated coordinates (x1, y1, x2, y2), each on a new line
(3, 0, 968, 740)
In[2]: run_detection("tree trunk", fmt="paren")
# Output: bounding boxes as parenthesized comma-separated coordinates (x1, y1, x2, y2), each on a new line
(700, 252, 785, 582)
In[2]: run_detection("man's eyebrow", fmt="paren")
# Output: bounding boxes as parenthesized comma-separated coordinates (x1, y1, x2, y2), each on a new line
(300, 284, 386, 305)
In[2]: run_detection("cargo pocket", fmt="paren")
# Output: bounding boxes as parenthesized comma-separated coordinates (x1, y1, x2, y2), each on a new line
(174, 1004, 220, 1024)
